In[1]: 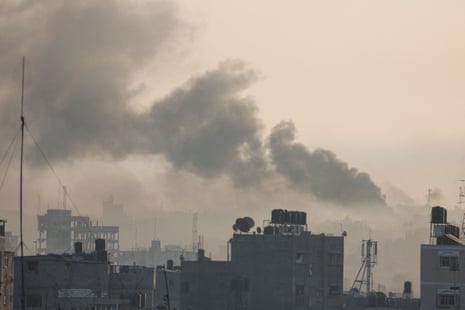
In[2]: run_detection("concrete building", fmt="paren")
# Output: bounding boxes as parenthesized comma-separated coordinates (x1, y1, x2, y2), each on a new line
(116, 241, 196, 269)
(421, 206, 465, 310)
(13, 240, 155, 310)
(0, 220, 15, 310)
(180, 251, 233, 310)
(421, 244, 465, 309)
(37, 209, 119, 258)
(109, 265, 155, 309)
(230, 231, 343, 310)
(173, 210, 344, 310)
(154, 263, 181, 310)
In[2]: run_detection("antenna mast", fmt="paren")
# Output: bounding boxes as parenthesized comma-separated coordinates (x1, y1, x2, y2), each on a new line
(19, 56, 26, 310)
(351, 238, 378, 295)
(192, 212, 198, 252)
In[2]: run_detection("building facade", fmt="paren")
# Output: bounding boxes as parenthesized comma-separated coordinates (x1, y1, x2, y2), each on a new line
(37, 209, 119, 258)
(13, 240, 155, 310)
(0, 220, 14, 310)
(175, 210, 344, 310)
(421, 244, 465, 309)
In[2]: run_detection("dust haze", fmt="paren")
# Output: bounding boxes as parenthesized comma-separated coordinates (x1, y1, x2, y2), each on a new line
(0, 0, 454, 295)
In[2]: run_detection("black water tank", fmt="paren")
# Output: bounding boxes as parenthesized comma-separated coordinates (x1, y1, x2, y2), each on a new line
(299, 212, 307, 225)
(282, 210, 290, 224)
(403, 281, 412, 294)
(445, 224, 460, 238)
(289, 211, 299, 225)
(74, 242, 83, 254)
(263, 226, 275, 235)
(95, 239, 105, 251)
(198, 249, 205, 261)
(431, 206, 447, 224)
(271, 209, 284, 224)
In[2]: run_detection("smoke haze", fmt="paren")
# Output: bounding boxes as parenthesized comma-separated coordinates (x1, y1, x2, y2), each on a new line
(1, 0, 460, 296)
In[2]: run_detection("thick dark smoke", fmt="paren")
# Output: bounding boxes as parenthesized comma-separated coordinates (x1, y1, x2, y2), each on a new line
(145, 62, 268, 185)
(0, 0, 384, 205)
(269, 121, 385, 205)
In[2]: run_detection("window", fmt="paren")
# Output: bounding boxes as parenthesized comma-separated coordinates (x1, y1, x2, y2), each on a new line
(329, 254, 342, 266)
(437, 294, 458, 307)
(329, 285, 341, 296)
(295, 284, 304, 296)
(26, 294, 42, 307)
(296, 253, 304, 263)
(27, 261, 39, 273)
(440, 256, 459, 268)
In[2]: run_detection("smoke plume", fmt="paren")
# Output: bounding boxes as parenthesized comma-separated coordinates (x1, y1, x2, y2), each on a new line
(269, 121, 385, 205)
(0, 0, 384, 205)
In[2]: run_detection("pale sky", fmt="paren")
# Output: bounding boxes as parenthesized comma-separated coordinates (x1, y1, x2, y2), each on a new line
(168, 0, 465, 203)
(1, 0, 465, 294)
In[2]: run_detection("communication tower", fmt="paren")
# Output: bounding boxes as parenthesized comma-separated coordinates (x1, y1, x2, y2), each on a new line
(351, 239, 378, 295)
(192, 213, 198, 252)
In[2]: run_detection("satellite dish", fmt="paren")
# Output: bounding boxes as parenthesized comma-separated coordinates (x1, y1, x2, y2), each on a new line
(342, 231, 347, 237)
(256, 227, 262, 234)
(243, 217, 255, 228)
(234, 216, 256, 233)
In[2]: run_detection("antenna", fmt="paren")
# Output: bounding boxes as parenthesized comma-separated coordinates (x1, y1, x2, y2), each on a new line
(153, 215, 157, 240)
(62, 185, 67, 210)
(351, 238, 378, 295)
(459, 181, 465, 239)
(19, 56, 26, 310)
(192, 213, 198, 252)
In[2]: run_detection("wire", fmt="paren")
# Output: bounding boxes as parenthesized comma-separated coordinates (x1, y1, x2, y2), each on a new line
(0, 126, 21, 168)
(24, 123, 95, 237)
(0, 130, 20, 195)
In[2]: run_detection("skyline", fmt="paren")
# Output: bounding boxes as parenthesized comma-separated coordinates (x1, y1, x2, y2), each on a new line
(1, 0, 465, 294)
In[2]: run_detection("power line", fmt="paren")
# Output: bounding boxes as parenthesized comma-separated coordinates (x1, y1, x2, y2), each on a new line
(0, 126, 21, 168)
(0, 128, 21, 195)
(24, 123, 93, 235)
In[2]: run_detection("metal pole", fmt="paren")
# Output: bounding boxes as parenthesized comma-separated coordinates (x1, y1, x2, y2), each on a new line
(163, 266, 171, 310)
(20, 55, 26, 310)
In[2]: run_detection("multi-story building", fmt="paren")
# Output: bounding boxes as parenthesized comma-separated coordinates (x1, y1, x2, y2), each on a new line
(0, 220, 14, 310)
(175, 210, 344, 310)
(13, 239, 155, 310)
(37, 209, 119, 258)
(154, 262, 181, 310)
(421, 206, 465, 310)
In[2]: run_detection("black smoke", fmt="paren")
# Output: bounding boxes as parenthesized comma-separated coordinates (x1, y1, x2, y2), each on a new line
(269, 121, 385, 205)
(0, 0, 385, 205)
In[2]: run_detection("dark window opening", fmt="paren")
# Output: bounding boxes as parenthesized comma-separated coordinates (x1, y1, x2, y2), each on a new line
(439, 256, 459, 268)
(296, 284, 304, 296)
(329, 254, 342, 266)
(27, 261, 39, 273)
(437, 294, 458, 306)
(26, 294, 42, 307)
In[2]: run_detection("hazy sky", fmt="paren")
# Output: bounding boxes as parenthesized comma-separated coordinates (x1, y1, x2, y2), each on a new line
(1, 0, 465, 294)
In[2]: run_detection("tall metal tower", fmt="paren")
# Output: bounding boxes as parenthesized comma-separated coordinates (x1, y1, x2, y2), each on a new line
(192, 213, 198, 252)
(351, 239, 378, 295)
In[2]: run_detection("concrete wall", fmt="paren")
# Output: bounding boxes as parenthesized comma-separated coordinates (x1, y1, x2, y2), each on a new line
(231, 232, 343, 310)
(0, 251, 14, 310)
(421, 244, 465, 310)
(13, 255, 109, 310)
